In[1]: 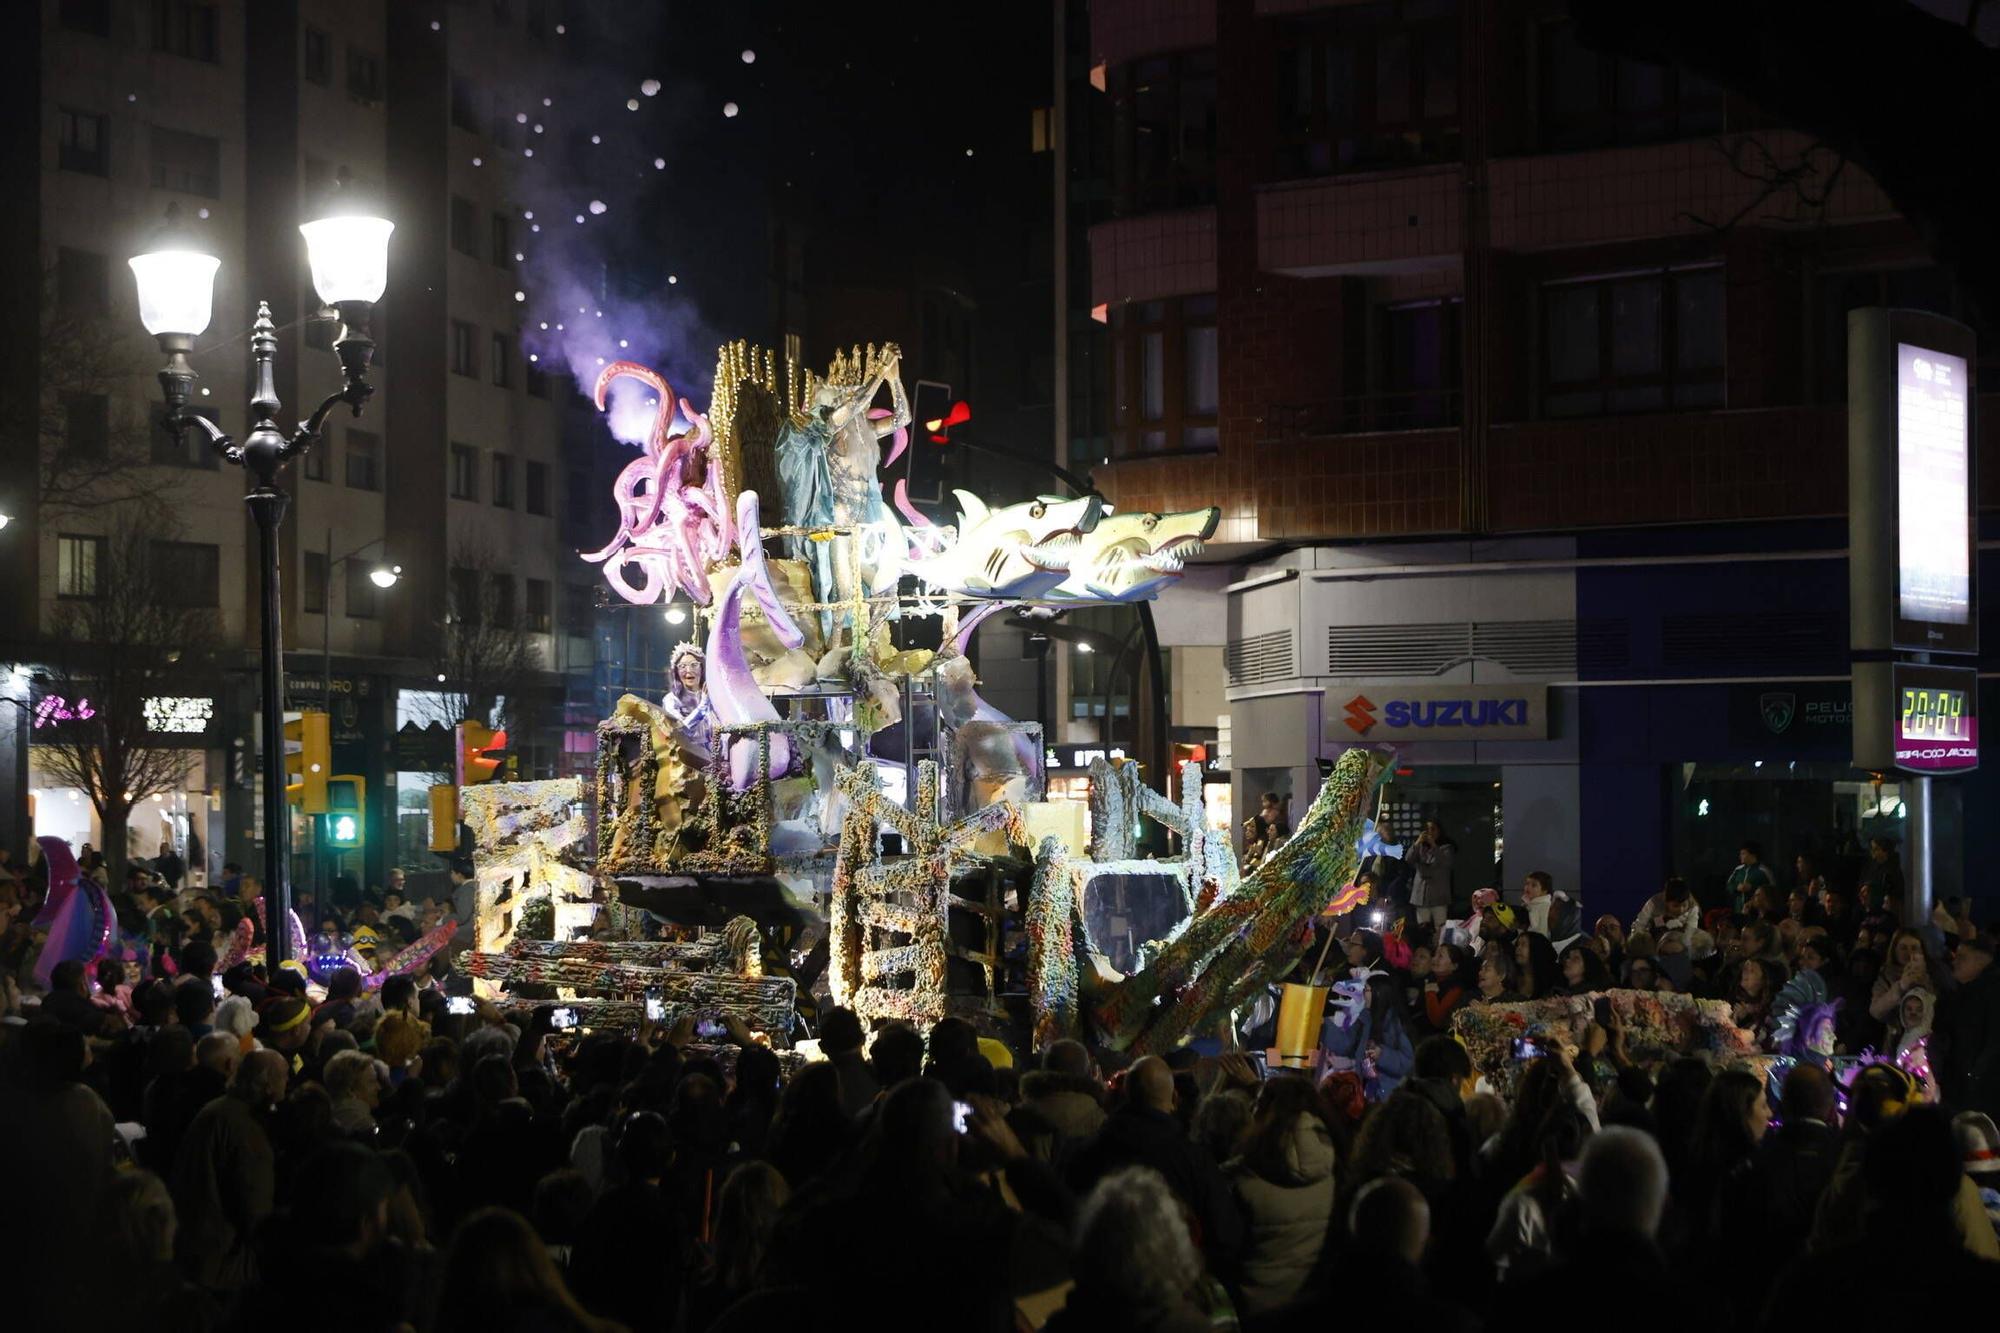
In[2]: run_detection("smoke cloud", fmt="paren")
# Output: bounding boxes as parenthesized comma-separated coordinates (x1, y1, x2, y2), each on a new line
(456, 6, 719, 444)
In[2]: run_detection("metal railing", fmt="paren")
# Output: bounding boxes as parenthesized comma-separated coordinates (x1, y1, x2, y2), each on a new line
(1261, 390, 1463, 441)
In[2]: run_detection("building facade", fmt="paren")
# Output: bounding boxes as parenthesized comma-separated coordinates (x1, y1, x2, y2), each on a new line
(0, 0, 614, 894)
(1071, 0, 2000, 922)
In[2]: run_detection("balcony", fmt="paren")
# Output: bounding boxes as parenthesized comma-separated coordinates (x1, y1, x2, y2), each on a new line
(1257, 164, 1462, 278)
(1088, 208, 1219, 308)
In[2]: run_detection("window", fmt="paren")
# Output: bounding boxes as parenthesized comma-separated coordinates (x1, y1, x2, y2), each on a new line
(303, 434, 329, 480)
(149, 540, 220, 607)
(1541, 266, 1725, 418)
(1109, 50, 1216, 214)
(525, 461, 550, 515)
(57, 534, 105, 599)
(489, 573, 515, 628)
(56, 248, 109, 315)
(1537, 19, 1722, 152)
(450, 75, 482, 133)
(152, 0, 219, 62)
(449, 567, 483, 626)
(1275, 3, 1460, 177)
(526, 363, 551, 398)
(1377, 299, 1463, 429)
(450, 320, 478, 377)
(347, 46, 383, 102)
(304, 27, 332, 85)
(492, 453, 515, 508)
(491, 213, 512, 266)
(62, 394, 110, 458)
(562, 583, 594, 634)
(344, 560, 381, 618)
(302, 552, 327, 613)
(1030, 106, 1054, 153)
(450, 196, 478, 255)
(450, 443, 480, 499)
(525, 578, 552, 633)
(566, 470, 590, 525)
(57, 107, 108, 175)
(345, 429, 381, 490)
(1112, 295, 1218, 456)
(60, 0, 112, 36)
(150, 125, 221, 197)
(490, 332, 513, 388)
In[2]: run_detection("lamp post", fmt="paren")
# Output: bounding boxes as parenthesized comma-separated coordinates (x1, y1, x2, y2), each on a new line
(130, 182, 392, 965)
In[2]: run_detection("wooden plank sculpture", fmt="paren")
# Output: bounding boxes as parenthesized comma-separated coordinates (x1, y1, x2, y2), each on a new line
(827, 758, 1028, 1026)
(1027, 746, 1392, 1054)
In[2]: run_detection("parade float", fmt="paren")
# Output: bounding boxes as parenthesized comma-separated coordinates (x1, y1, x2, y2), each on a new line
(448, 336, 1392, 1053)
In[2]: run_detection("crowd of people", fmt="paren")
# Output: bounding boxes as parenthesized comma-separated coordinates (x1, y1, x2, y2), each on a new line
(5, 837, 2000, 1332)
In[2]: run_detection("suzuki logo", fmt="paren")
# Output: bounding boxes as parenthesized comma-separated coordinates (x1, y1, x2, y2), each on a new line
(1343, 694, 1378, 736)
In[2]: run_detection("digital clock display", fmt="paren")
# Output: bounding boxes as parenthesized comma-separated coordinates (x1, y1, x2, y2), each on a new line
(1891, 663, 1978, 774)
(1900, 686, 1968, 739)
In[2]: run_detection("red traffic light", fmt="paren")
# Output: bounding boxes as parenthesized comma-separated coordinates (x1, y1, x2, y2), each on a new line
(925, 400, 971, 443)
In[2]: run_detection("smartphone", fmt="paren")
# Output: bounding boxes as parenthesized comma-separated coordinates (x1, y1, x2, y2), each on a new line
(695, 1016, 727, 1041)
(645, 989, 665, 1023)
(211, 974, 225, 1001)
(551, 1007, 580, 1031)
(1511, 1036, 1544, 1061)
(952, 1099, 973, 1134)
(447, 996, 475, 1016)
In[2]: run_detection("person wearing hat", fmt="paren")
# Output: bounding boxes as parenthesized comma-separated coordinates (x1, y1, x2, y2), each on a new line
(1940, 931, 2000, 1121)
(1954, 1111, 2000, 1229)
(256, 994, 314, 1076)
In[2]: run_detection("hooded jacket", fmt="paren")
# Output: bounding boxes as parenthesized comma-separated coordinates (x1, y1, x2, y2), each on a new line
(1228, 1113, 1338, 1314)
(1019, 1070, 1107, 1142)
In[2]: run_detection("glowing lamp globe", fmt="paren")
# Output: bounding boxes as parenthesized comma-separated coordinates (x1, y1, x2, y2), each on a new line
(368, 564, 402, 590)
(128, 249, 221, 337)
(299, 214, 394, 307)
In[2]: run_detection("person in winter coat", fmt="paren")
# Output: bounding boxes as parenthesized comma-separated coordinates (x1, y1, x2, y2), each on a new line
(1014, 1038, 1108, 1163)
(1226, 1075, 1339, 1315)
(1407, 820, 1457, 929)
(169, 1049, 286, 1292)
(1321, 974, 1415, 1101)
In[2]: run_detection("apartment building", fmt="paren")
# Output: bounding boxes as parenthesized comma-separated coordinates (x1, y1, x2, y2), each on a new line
(1070, 0, 2000, 917)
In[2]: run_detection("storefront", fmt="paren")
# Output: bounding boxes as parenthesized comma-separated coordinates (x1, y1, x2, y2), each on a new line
(28, 687, 225, 881)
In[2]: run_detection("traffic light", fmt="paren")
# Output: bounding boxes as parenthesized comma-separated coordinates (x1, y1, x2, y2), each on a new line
(283, 710, 331, 814)
(456, 720, 507, 786)
(326, 775, 366, 847)
(428, 784, 460, 853)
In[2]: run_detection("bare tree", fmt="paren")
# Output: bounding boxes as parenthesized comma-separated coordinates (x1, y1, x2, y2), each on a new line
(36, 516, 223, 881)
(413, 539, 548, 761)
(19, 266, 187, 521)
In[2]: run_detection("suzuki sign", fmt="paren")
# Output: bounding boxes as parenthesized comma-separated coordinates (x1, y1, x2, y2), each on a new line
(1327, 683, 1548, 744)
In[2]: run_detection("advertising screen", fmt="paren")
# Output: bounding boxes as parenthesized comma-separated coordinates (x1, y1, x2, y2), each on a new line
(1896, 341, 1971, 631)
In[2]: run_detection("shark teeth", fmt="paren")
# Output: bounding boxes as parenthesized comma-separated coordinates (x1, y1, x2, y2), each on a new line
(1139, 536, 1203, 574)
(1024, 530, 1079, 573)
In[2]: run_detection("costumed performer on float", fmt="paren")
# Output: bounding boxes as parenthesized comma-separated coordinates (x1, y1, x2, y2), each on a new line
(664, 642, 715, 756)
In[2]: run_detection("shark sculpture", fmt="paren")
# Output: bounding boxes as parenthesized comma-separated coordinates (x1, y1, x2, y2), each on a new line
(1048, 505, 1220, 603)
(708, 490, 807, 791)
(910, 491, 1103, 601)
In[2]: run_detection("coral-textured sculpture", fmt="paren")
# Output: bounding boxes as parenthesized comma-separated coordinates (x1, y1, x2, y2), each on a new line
(1027, 747, 1391, 1054)
(582, 362, 735, 607)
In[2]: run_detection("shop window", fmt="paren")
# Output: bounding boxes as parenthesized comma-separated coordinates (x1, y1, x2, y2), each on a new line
(1541, 266, 1724, 418)
(1111, 295, 1219, 456)
(1109, 50, 1217, 214)
(1274, 2, 1460, 178)
(1536, 19, 1723, 152)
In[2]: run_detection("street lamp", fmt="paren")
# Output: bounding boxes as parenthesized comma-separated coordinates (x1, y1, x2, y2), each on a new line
(130, 177, 392, 965)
